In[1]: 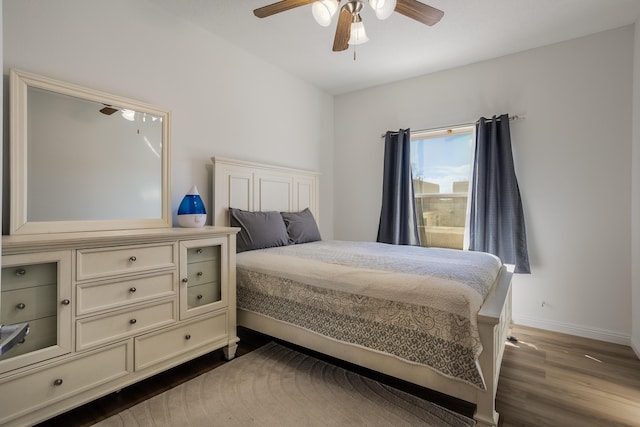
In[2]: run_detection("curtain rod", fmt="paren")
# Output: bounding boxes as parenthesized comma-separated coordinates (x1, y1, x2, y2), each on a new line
(380, 114, 525, 138)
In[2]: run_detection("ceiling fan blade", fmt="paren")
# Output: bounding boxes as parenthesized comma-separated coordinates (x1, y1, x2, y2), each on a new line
(395, 0, 444, 26)
(254, 0, 317, 18)
(333, 8, 352, 52)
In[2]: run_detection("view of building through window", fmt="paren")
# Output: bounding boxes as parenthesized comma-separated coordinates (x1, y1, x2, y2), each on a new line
(410, 126, 474, 249)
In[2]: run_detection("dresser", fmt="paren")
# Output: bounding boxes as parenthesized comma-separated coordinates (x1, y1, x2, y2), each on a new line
(0, 226, 239, 426)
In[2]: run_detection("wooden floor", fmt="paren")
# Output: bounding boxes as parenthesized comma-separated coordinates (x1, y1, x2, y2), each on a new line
(497, 325, 640, 427)
(36, 324, 640, 427)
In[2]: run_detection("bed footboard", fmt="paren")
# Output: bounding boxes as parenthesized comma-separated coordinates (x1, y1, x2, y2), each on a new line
(475, 266, 513, 427)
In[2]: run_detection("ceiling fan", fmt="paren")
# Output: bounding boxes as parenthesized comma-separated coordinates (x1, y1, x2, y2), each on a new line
(253, 0, 444, 52)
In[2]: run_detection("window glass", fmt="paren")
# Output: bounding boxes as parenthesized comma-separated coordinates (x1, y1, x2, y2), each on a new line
(410, 126, 474, 249)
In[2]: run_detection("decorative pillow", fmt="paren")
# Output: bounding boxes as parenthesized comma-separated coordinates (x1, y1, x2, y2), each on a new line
(280, 208, 322, 244)
(229, 208, 289, 253)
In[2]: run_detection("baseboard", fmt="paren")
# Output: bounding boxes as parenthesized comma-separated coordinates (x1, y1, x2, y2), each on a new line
(513, 315, 631, 346)
(632, 335, 640, 359)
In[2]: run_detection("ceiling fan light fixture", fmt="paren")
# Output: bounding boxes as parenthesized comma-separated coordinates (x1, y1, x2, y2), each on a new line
(369, 0, 396, 20)
(312, 0, 340, 27)
(121, 109, 136, 121)
(348, 18, 369, 45)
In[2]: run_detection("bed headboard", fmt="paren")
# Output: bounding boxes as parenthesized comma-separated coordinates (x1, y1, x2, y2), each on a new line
(212, 157, 320, 227)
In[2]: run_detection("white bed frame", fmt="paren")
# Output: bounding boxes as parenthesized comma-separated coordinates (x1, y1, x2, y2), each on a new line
(212, 156, 513, 427)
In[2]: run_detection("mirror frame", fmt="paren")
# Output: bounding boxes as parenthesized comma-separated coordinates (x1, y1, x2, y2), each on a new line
(9, 69, 172, 235)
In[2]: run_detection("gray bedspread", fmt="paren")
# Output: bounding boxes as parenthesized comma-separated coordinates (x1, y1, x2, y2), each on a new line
(236, 240, 502, 389)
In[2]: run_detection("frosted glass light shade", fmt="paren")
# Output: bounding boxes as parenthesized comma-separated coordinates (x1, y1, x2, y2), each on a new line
(369, 0, 396, 20)
(177, 185, 207, 228)
(348, 21, 369, 45)
(312, 0, 339, 27)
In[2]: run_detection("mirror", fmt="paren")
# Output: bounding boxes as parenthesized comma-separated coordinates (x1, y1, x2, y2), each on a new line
(9, 69, 171, 234)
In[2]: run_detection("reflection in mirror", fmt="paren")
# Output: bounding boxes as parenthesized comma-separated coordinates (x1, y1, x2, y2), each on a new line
(10, 69, 171, 234)
(27, 87, 163, 221)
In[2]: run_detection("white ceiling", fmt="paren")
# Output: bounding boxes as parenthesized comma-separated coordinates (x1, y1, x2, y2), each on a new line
(149, 0, 640, 95)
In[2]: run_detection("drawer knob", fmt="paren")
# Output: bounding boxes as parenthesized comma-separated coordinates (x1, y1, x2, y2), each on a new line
(197, 271, 203, 277)
(15, 269, 26, 277)
(129, 319, 137, 325)
(129, 287, 137, 293)
(197, 294, 203, 300)
(182, 278, 188, 283)
(196, 248, 203, 254)
(61, 299, 70, 306)
(185, 334, 191, 340)
(53, 378, 63, 386)
(16, 303, 26, 310)
(129, 256, 137, 262)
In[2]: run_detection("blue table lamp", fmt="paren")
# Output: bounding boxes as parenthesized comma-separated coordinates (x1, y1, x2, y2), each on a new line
(177, 185, 207, 227)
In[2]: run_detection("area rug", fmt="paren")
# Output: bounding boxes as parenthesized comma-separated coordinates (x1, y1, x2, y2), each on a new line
(93, 342, 475, 426)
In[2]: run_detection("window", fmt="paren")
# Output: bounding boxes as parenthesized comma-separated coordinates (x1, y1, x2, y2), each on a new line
(410, 125, 475, 250)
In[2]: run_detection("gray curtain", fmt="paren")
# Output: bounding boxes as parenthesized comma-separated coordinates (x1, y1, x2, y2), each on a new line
(377, 129, 420, 246)
(469, 115, 530, 273)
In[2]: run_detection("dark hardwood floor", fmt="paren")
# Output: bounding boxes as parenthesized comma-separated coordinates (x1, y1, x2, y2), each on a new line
(36, 324, 640, 427)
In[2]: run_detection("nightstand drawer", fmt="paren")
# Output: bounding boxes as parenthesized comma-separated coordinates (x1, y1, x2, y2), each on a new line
(1, 284, 56, 324)
(77, 243, 176, 281)
(0, 341, 130, 425)
(77, 271, 177, 315)
(76, 300, 176, 350)
(1, 263, 57, 291)
(135, 311, 227, 371)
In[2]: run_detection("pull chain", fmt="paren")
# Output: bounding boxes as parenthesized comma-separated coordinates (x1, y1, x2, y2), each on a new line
(353, 28, 358, 61)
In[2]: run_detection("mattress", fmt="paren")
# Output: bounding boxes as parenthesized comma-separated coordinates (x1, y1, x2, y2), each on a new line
(236, 240, 503, 389)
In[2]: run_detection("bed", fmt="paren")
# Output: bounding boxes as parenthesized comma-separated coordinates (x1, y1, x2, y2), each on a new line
(212, 156, 512, 427)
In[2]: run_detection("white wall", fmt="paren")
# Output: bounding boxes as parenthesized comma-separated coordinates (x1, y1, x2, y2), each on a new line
(632, 22, 640, 357)
(334, 26, 634, 344)
(2, 0, 334, 238)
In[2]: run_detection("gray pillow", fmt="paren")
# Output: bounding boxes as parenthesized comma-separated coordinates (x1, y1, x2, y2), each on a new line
(229, 208, 289, 253)
(280, 208, 322, 244)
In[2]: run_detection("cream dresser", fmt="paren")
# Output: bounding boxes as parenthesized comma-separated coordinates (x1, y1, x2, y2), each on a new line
(0, 226, 239, 426)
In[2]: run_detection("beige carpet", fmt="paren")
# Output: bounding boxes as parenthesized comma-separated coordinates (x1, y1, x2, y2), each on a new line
(94, 342, 476, 426)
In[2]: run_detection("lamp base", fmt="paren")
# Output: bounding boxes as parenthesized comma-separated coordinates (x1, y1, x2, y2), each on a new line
(177, 214, 207, 228)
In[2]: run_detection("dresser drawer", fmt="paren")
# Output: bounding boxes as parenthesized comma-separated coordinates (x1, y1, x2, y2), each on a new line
(135, 311, 227, 371)
(76, 300, 176, 350)
(0, 316, 56, 362)
(0, 341, 130, 425)
(186, 260, 220, 286)
(187, 282, 221, 308)
(186, 246, 219, 263)
(1, 284, 57, 324)
(77, 271, 177, 315)
(77, 243, 177, 281)
(1, 263, 57, 292)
